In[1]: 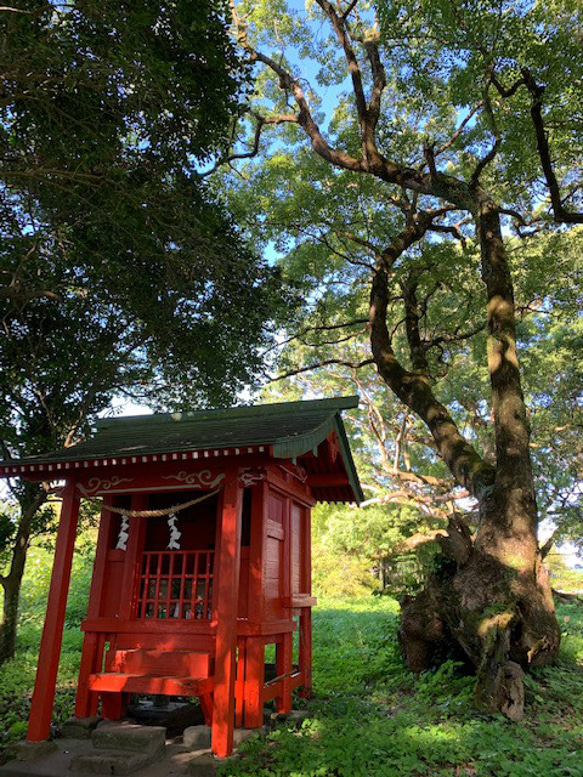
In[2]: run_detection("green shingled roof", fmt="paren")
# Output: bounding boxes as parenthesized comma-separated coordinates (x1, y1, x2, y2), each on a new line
(0, 396, 363, 502)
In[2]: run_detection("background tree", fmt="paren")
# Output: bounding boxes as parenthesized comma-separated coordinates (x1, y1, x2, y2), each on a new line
(220, 0, 583, 717)
(0, 0, 284, 663)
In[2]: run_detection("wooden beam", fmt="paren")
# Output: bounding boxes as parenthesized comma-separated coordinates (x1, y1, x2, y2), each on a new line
(307, 474, 349, 487)
(211, 471, 243, 758)
(27, 480, 80, 741)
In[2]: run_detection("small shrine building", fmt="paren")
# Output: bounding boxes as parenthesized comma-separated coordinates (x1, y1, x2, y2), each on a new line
(0, 396, 362, 757)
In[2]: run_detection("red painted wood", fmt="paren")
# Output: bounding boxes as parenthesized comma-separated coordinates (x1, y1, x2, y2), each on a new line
(89, 673, 214, 696)
(28, 480, 80, 741)
(282, 496, 291, 609)
(235, 639, 246, 728)
(76, 498, 115, 717)
(101, 691, 128, 720)
(75, 632, 100, 718)
(248, 481, 267, 622)
(81, 617, 216, 634)
(299, 505, 313, 698)
(28, 452, 319, 750)
(199, 693, 214, 726)
(266, 469, 316, 507)
(276, 633, 293, 714)
(298, 609, 313, 698)
(238, 547, 250, 619)
(135, 550, 215, 620)
(243, 638, 264, 728)
(211, 472, 243, 758)
(307, 474, 350, 487)
(111, 649, 211, 677)
(283, 594, 318, 608)
(119, 494, 148, 621)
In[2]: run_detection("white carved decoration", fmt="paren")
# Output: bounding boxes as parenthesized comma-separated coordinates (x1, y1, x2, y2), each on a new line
(115, 516, 130, 551)
(77, 476, 134, 497)
(167, 514, 182, 550)
(239, 468, 267, 488)
(160, 470, 225, 489)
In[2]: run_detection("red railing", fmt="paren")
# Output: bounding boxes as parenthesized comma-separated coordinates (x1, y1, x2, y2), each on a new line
(136, 550, 214, 620)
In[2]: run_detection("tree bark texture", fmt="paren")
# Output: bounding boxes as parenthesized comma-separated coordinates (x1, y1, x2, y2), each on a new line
(236, 0, 563, 717)
(398, 207, 560, 720)
(0, 488, 45, 665)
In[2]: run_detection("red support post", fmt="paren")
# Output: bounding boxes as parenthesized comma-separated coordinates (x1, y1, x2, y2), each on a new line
(211, 472, 243, 758)
(235, 638, 246, 728)
(119, 494, 148, 621)
(27, 480, 80, 741)
(299, 506, 313, 698)
(298, 608, 313, 698)
(243, 638, 265, 728)
(75, 497, 114, 718)
(276, 633, 293, 714)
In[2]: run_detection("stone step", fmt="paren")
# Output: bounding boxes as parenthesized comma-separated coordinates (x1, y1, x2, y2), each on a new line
(70, 748, 160, 776)
(92, 722, 166, 757)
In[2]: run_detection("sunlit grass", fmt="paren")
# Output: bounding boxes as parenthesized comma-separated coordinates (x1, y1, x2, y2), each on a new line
(1, 589, 582, 775)
(225, 598, 583, 777)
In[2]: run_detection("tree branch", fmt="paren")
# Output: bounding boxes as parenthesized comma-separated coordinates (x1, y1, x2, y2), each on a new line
(368, 215, 496, 497)
(522, 68, 583, 224)
(270, 357, 373, 382)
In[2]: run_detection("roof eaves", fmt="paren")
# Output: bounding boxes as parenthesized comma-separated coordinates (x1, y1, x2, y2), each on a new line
(333, 414, 364, 504)
(271, 415, 335, 460)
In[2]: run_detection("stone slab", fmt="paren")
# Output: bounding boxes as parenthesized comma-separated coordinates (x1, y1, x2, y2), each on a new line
(232, 727, 266, 746)
(182, 726, 211, 751)
(62, 718, 102, 740)
(12, 742, 57, 762)
(92, 723, 166, 757)
(186, 755, 219, 777)
(70, 749, 158, 776)
(0, 739, 213, 777)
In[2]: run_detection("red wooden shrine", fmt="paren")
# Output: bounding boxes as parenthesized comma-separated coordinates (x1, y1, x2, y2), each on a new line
(0, 397, 362, 757)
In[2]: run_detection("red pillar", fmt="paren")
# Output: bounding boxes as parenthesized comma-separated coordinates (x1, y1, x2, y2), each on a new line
(299, 506, 313, 697)
(76, 496, 114, 718)
(28, 480, 80, 741)
(243, 638, 265, 728)
(211, 472, 243, 758)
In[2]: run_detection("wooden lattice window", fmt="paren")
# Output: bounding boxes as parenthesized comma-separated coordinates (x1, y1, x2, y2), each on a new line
(136, 550, 214, 620)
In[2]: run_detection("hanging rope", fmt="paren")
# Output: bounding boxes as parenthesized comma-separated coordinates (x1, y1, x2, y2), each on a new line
(89, 487, 222, 518)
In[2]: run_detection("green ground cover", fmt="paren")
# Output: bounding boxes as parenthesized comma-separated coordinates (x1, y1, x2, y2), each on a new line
(1, 594, 582, 775)
(227, 598, 583, 777)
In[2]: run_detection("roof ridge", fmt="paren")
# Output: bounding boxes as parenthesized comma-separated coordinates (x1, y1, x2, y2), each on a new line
(95, 395, 359, 429)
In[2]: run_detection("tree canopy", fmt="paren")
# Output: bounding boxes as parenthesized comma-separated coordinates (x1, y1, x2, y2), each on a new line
(1, 0, 281, 407)
(0, 0, 284, 663)
(217, 0, 583, 716)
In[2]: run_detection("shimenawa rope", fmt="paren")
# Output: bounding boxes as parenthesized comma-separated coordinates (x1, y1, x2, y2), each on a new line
(91, 487, 221, 518)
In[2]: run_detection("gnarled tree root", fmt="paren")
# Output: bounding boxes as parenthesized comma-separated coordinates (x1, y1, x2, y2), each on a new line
(399, 519, 561, 720)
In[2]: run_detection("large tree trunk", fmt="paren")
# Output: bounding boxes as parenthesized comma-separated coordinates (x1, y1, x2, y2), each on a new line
(0, 487, 45, 665)
(398, 200, 560, 719)
(400, 503, 560, 719)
